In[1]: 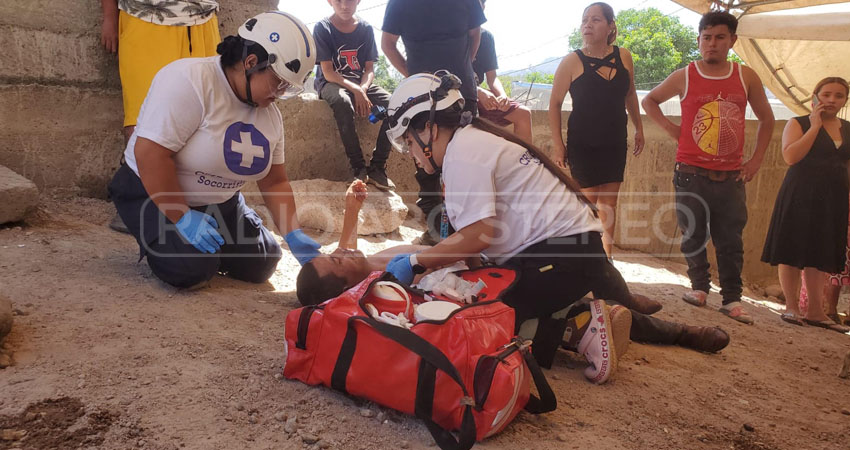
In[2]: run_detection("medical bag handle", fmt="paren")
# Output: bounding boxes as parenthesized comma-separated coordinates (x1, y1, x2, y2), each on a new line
(331, 315, 477, 450)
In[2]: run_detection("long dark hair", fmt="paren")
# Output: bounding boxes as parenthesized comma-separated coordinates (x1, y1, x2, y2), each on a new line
(408, 105, 598, 214)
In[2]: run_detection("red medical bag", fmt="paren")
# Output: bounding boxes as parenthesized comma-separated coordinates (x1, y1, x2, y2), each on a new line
(283, 268, 555, 449)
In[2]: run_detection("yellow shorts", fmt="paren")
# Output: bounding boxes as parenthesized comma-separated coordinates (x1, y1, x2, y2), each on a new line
(118, 11, 221, 127)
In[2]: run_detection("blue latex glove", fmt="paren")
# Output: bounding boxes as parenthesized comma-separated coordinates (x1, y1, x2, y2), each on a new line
(284, 229, 321, 265)
(176, 210, 224, 254)
(386, 253, 414, 285)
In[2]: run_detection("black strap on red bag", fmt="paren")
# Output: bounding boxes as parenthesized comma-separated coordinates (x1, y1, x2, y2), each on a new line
(330, 315, 556, 450)
(521, 349, 557, 414)
(331, 315, 476, 450)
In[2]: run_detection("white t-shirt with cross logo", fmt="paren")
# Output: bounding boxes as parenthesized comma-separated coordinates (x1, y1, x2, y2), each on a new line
(125, 56, 285, 207)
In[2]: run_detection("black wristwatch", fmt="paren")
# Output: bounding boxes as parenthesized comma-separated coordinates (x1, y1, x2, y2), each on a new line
(410, 254, 427, 274)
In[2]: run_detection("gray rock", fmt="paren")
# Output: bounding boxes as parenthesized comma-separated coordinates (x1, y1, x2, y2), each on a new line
(359, 408, 375, 418)
(274, 411, 287, 422)
(764, 285, 784, 300)
(284, 417, 298, 434)
(289, 179, 408, 235)
(0, 295, 12, 343)
(0, 166, 39, 225)
(301, 433, 319, 445)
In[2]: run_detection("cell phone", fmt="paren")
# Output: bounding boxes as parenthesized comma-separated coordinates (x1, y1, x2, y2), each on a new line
(812, 95, 819, 108)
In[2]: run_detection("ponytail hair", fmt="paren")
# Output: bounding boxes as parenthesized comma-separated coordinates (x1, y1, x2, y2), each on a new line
(216, 35, 270, 68)
(408, 104, 598, 215)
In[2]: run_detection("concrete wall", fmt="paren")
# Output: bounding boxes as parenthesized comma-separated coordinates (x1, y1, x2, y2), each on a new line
(0, 0, 276, 197)
(611, 113, 787, 287)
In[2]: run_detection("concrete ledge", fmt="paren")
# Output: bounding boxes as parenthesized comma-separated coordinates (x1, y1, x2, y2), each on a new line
(0, 1, 99, 35)
(0, 25, 117, 87)
(277, 95, 419, 196)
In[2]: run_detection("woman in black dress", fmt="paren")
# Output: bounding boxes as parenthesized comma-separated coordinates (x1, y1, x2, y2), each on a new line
(549, 2, 644, 259)
(762, 77, 850, 332)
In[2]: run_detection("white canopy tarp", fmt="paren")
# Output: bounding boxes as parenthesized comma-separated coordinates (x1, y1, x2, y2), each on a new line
(672, 1, 850, 116)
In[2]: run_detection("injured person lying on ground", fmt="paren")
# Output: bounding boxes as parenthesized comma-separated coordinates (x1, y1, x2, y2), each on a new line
(296, 181, 731, 383)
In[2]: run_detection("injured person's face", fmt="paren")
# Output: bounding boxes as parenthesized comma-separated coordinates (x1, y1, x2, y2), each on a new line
(310, 247, 373, 287)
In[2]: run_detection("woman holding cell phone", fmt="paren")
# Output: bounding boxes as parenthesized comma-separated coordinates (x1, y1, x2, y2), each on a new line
(762, 76, 850, 333)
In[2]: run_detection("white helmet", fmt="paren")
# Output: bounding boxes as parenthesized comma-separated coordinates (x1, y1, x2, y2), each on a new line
(385, 72, 465, 154)
(238, 11, 316, 96)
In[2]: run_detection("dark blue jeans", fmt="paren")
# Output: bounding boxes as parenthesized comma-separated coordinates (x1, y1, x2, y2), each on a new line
(108, 165, 282, 288)
(320, 83, 392, 172)
(673, 170, 748, 305)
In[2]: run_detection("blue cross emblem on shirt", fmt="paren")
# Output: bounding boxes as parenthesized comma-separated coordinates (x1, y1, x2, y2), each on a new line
(223, 122, 271, 176)
(269, 32, 280, 42)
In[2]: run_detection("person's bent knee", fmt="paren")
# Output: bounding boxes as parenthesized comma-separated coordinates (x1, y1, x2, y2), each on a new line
(148, 255, 218, 288)
(230, 254, 281, 284)
(323, 86, 354, 106)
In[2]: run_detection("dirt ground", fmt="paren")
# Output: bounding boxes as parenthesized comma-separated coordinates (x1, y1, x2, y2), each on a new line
(1, 196, 849, 450)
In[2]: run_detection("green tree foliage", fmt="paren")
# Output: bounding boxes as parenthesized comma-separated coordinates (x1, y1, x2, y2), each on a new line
(524, 71, 555, 85)
(374, 56, 402, 92)
(568, 8, 699, 89)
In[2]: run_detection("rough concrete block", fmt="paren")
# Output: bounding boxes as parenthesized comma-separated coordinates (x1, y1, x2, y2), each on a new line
(289, 179, 408, 235)
(0, 165, 38, 224)
(0, 25, 117, 87)
(0, 1, 99, 35)
(0, 84, 124, 196)
(277, 95, 418, 200)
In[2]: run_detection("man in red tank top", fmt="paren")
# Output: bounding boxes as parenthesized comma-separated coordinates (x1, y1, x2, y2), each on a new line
(642, 11, 775, 325)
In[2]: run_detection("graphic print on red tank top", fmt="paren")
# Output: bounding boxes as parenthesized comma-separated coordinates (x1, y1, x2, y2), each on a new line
(677, 62, 748, 171)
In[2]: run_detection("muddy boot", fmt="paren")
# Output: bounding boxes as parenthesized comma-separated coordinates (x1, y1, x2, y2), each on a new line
(621, 293, 662, 315)
(676, 325, 730, 353)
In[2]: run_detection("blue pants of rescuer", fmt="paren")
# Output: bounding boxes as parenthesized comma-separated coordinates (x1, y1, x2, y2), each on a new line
(108, 164, 282, 288)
